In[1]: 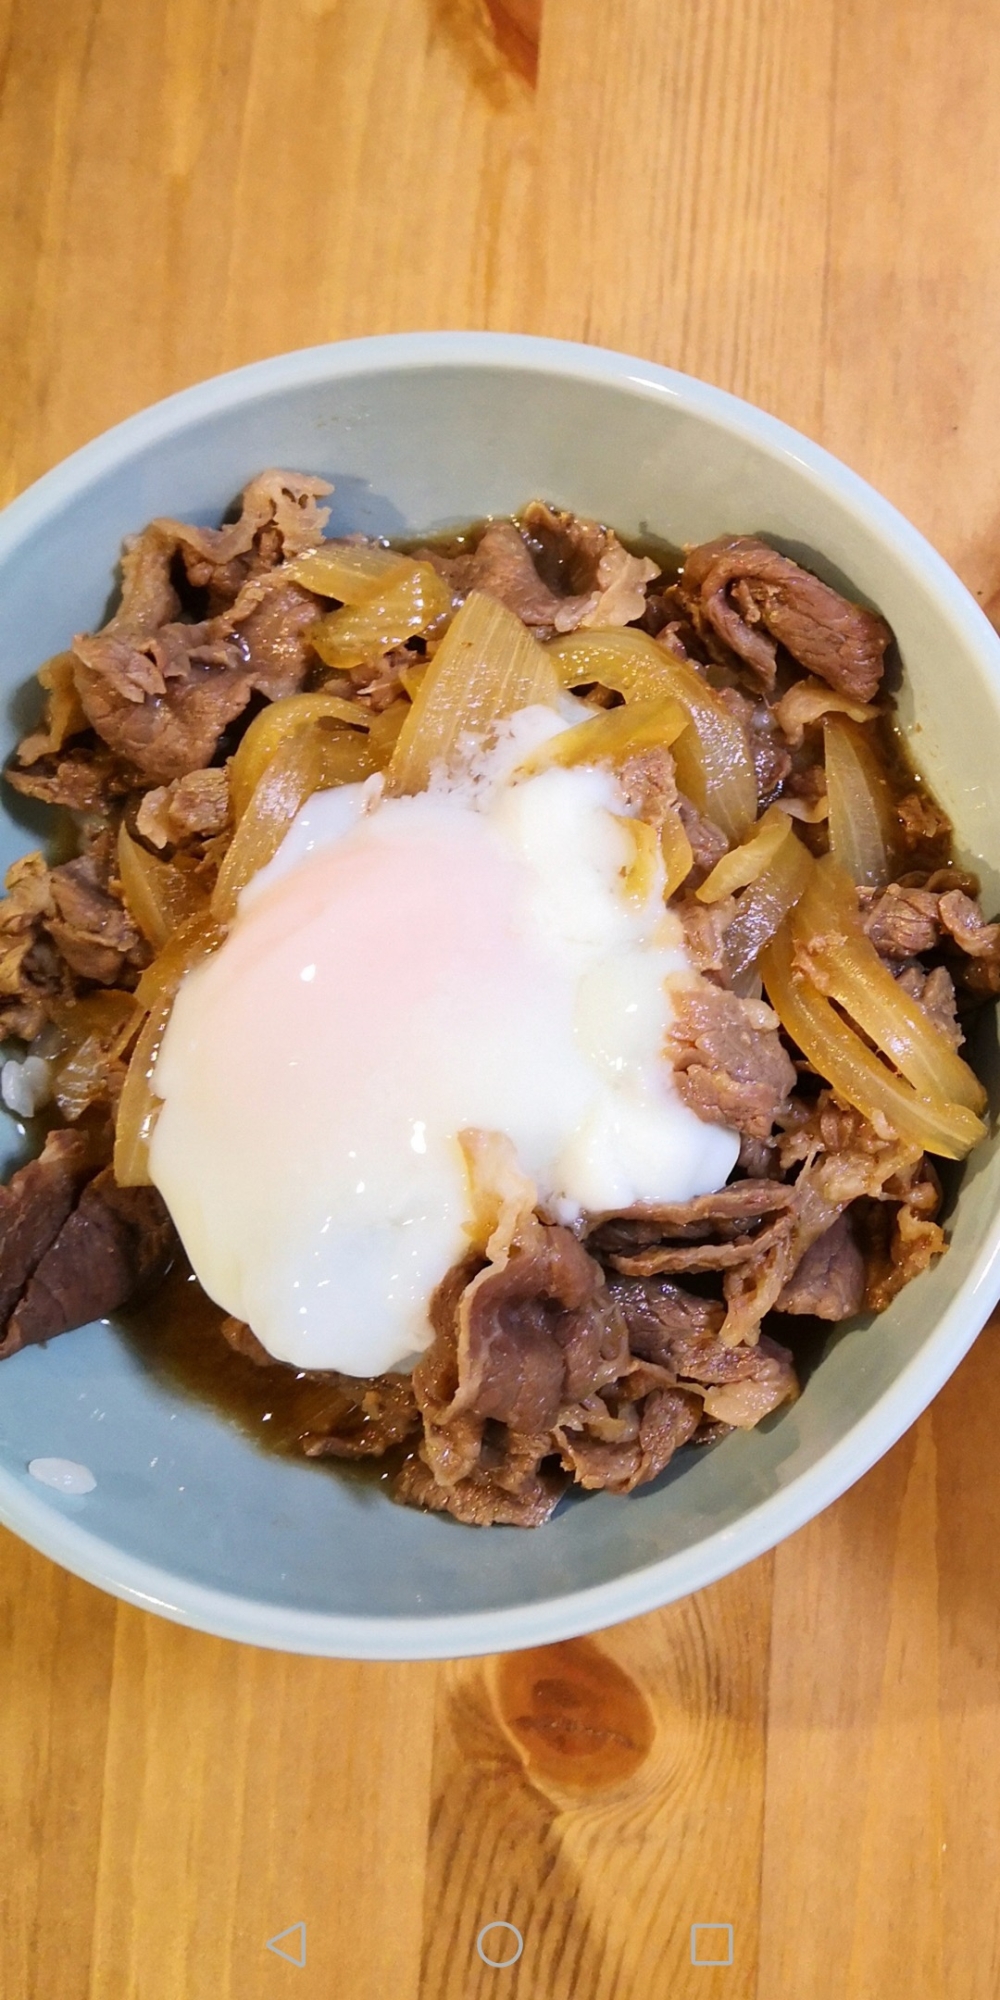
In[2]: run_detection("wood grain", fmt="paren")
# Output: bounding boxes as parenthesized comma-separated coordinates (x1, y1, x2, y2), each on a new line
(3, 0, 1000, 1994)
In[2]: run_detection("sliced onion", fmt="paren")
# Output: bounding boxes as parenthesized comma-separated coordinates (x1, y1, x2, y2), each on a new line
(791, 857, 986, 1114)
(547, 628, 756, 842)
(696, 804, 792, 904)
(213, 722, 378, 923)
(761, 920, 985, 1159)
(614, 817, 661, 906)
(309, 562, 452, 671)
(366, 699, 411, 767)
(116, 915, 224, 1185)
(722, 831, 812, 989)
(774, 680, 877, 748)
(117, 823, 208, 948)
(824, 715, 896, 888)
(229, 692, 371, 820)
(49, 991, 143, 1122)
(517, 695, 688, 775)
(388, 590, 560, 795)
(661, 807, 694, 899)
(285, 542, 412, 601)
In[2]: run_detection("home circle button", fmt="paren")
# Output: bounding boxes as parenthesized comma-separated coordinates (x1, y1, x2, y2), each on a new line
(476, 1922, 524, 1968)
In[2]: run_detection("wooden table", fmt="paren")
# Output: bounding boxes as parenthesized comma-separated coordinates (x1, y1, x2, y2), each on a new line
(3, 2, 1000, 1994)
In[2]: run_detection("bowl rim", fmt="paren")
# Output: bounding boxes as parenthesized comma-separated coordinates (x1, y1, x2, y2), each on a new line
(2, 327, 1000, 1660)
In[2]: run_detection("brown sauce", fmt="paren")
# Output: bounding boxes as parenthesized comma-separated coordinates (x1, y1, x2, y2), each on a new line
(117, 1262, 405, 1488)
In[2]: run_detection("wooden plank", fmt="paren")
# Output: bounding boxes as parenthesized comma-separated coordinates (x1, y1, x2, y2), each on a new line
(86, 1605, 437, 1999)
(419, 1564, 771, 1999)
(0, 1535, 117, 2000)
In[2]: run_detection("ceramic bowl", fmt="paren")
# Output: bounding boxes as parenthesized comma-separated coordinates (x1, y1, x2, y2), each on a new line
(1, 332, 999, 1659)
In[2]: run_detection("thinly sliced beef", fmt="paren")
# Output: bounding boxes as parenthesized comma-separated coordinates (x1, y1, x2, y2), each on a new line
(667, 986, 797, 1139)
(6, 743, 144, 815)
(71, 625, 254, 783)
(775, 1211, 865, 1318)
(135, 768, 230, 849)
(67, 473, 333, 784)
(47, 852, 144, 984)
(676, 799, 728, 885)
(437, 1226, 623, 1434)
(0, 1130, 91, 1348)
(680, 536, 891, 699)
(895, 963, 962, 1050)
(154, 470, 332, 613)
(556, 1388, 701, 1492)
(862, 883, 943, 958)
(425, 507, 656, 637)
(395, 1451, 565, 1527)
(0, 853, 73, 1039)
(2, 1170, 176, 1355)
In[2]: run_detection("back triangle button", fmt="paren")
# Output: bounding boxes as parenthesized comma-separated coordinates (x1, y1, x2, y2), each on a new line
(266, 1922, 307, 1967)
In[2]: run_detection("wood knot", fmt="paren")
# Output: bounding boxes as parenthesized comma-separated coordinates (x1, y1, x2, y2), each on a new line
(484, 0, 542, 85)
(495, 1638, 655, 1789)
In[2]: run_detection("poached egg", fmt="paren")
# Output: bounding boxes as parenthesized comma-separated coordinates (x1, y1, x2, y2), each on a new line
(148, 707, 739, 1374)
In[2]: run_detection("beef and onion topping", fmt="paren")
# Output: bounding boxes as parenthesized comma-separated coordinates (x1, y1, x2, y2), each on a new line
(0, 472, 994, 1527)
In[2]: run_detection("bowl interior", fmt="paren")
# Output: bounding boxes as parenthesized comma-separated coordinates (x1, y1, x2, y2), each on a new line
(2, 342, 999, 1654)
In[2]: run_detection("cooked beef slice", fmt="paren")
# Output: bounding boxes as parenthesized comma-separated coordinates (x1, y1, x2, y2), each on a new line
(775, 1211, 865, 1317)
(861, 883, 943, 957)
(423, 506, 656, 638)
(47, 852, 144, 984)
(2, 1169, 176, 1355)
(556, 1386, 702, 1492)
(66, 473, 333, 784)
(0, 853, 74, 1039)
(0, 1130, 91, 1345)
(698, 1339, 798, 1427)
(135, 767, 231, 849)
(617, 746, 678, 827)
(895, 963, 962, 1050)
(678, 536, 891, 699)
(666, 987, 797, 1139)
(71, 624, 256, 783)
(152, 470, 332, 614)
(589, 1181, 796, 1255)
(717, 684, 793, 801)
(6, 742, 144, 814)
(395, 1449, 566, 1526)
(938, 889, 1000, 960)
(440, 1226, 623, 1434)
(864, 1157, 945, 1311)
(676, 798, 728, 885)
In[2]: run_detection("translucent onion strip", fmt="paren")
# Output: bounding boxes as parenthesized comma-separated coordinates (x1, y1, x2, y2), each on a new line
(229, 692, 371, 820)
(615, 817, 661, 907)
(117, 824, 208, 949)
(547, 628, 756, 842)
(213, 722, 377, 923)
(115, 915, 224, 1186)
(824, 714, 896, 888)
(761, 921, 984, 1159)
(722, 832, 812, 990)
(309, 562, 451, 671)
(388, 590, 560, 796)
(774, 679, 877, 747)
(661, 807, 694, 899)
(791, 857, 986, 1115)
(285, 542, 412, 602)
(517, 695, 688, 776)
(696, 804, 791, 904)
